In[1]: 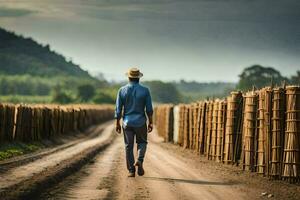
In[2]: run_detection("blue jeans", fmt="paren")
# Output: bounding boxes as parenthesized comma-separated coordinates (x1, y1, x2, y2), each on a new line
(123, 124, 148, 173)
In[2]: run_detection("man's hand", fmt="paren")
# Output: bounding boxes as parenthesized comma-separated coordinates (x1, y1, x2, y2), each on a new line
(115, 120, 121, 134)
(148, 123, 153, 133)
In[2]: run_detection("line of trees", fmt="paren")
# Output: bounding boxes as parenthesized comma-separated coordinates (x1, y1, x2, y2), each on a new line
(0, 65, 299, 104)
(237, 65, 300, 91)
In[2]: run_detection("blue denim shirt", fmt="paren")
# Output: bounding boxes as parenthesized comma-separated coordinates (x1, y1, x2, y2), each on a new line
(115, 82, 153, 127)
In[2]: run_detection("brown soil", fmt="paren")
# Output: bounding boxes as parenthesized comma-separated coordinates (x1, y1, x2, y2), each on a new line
(2, 125, 299, 200)
(0, 120, 112, 170)
(38, 128, 299, 200)
(0, 123, 115, 200)
(155, 139, 300, 200)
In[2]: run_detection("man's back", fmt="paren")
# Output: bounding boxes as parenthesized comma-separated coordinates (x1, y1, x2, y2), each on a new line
(115, 68, 153, 177)
(115, 81, 153, 128)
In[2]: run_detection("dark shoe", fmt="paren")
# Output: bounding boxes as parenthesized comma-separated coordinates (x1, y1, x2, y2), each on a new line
(127, 172, 135, 177)
(134, 161, 145, 176)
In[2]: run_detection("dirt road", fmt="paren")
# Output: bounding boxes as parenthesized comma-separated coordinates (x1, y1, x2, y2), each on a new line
(38, 129, 259, 200)
(2, 122, 298, 200)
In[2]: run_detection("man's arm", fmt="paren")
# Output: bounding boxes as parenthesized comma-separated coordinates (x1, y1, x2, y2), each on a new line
(147, 113, 153, 133)
(146, 89, 153, 133)
(115, 89, 123, 133)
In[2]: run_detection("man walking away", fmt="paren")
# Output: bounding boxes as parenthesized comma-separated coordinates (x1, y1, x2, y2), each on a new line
(115, 67, 153, 177)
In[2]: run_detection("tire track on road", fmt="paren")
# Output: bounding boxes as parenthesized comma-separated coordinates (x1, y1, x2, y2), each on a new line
(39, 136, 123, 200)
(0, 123, 116, 199)
(0, 121, 112, 171)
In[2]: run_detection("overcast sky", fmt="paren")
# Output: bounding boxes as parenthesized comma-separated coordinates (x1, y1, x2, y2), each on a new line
(0, 0, 299, 82)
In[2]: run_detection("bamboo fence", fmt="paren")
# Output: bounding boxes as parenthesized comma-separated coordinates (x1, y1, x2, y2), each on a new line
(154, 85, 300, 183)
(0, 104, 114, 143)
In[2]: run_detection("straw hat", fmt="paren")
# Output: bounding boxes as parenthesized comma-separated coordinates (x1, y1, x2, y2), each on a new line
(125, 67, 143, 78)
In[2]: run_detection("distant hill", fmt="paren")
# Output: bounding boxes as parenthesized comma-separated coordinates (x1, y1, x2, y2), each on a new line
(0, 27, 91, 78)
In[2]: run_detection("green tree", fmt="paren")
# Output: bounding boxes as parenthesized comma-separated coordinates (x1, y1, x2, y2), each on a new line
(51, 85, 73, 104)
(93, 91, 115, 104)
(237, 65, 287, 91)
(77, 84, 95, 102)
(289, 71, 300, 85)
(144, 81, 182, 103)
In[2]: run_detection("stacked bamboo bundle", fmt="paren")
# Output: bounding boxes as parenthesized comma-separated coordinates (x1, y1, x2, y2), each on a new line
(0, 104, 114, 143)
(194, 102, 201, 152)
(216, 100, 227, 162)
(241, 91, 258, 171)
(173, 105, 180, 144)
(192, 103, 199, 150)
(223, 92, 243, 164)
(282, 86, 300, 182)
(153, 104, 174, 142)
(0, 104, 16, 142)
(209, 100, 219, 160)
(154, 106, 164, 139)
(203, 101, 210, 155)
(183, 105, 190, 149)
(154, 85, 300, 183)
(167, 106, 174, 142)
(257, 89, 266, 174)
(194, 102, 203, 153)
(205, 101, 214, 158)
(188, 104, 194, 149)
(198, 102, 206, 154)
(270, 87, 285, 179)
(177, 105, 186, 146)
(264, 88, 273, 176)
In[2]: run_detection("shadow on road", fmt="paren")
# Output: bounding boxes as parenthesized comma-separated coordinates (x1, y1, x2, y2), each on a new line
(143, 176, 238, 186)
